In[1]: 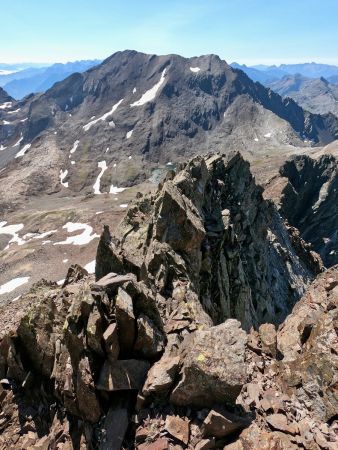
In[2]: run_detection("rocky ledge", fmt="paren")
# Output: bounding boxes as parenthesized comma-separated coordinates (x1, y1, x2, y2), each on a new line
(0, 153, 336, 449)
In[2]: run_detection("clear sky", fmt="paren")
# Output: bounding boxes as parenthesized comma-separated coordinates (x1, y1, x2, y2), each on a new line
(1, 0, 338, 65)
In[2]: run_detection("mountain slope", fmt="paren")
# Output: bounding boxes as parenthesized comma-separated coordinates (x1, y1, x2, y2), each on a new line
(1, 50, 338, 208)
(268, 74, 338, 116)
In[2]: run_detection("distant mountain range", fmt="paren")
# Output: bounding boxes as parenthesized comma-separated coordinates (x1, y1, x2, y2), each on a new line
(231, 62, 338, 84)
(0, 60, 101, 99)
(266, 74, 338, 116)
(232, 62, 338, 116)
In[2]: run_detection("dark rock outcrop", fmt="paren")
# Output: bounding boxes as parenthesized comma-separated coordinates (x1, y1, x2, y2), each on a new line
(96, 152, 321, 329)
(266, 153, 338, 267)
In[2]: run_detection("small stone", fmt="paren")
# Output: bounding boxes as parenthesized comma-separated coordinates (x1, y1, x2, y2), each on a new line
(194, 437, 216, 449)
(32, 435, 49, 450)
(202, 410, 247, 438)
(266, 414, 298, 435)
(165, 415, 190, 445)
(135, 426, 149, 443)
(138, 438, 169, 450)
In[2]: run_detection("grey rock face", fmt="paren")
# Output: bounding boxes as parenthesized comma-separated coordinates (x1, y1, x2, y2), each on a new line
(269, 154, 338, 267)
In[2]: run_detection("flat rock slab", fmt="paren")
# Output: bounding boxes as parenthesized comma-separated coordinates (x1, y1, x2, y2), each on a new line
(92, 272, 135, 290)
(97, 359, 150, 391)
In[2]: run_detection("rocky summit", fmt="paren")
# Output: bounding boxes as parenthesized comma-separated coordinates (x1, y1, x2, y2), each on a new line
(0, 153, 337, 449)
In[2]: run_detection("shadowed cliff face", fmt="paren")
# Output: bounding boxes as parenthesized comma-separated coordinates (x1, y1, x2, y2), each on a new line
(96, 152, 321, 330)
(274, 154, 338, 267)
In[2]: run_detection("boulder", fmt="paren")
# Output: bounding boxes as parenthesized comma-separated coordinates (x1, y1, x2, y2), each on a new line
(142, 356, 180, 398)
(170, 320, 247, 407)
(258, 323, 277, 357)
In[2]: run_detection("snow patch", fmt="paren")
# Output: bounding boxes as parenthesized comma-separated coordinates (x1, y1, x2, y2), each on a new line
(63, 259, 69, 263)
(71, 161, 75, 165)
(254, 138, 259, 142)
(0, 145, 7, 151)
(60, 169, 69, 188)
(13, 136, 23, 147)
(119, 204, 128, 208)
(70, 140, 79, 154)
(8, 108, 21, 114)
(83, 99, 123, 131)
(15, 143, 31, 158)
(0, 277, 30, 295)
(0, 221, 25, 248)
(190, 67, 200, 73)
(54, 223, 99, 246)
(126, 130, 133, 139)
(0, 102, 12, 110)
(57, 279, 65, 286)
(93, 161, 107, 194)
(130, 68, 167, 107)
(84, 260, 95, 274)
(109, 185, 126, 195)
(133, 87, 137, 94)
(264, 132, 272, 138)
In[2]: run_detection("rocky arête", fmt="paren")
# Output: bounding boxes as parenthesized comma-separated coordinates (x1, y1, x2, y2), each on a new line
(0, 153, 336, 449)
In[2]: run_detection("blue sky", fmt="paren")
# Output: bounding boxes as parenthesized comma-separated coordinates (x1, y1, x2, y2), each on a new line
(1, 0, 338, 65)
